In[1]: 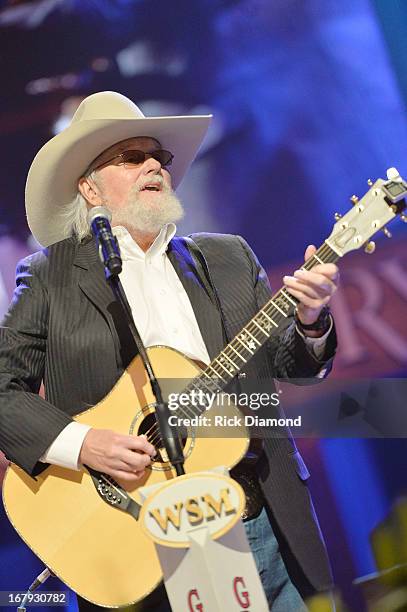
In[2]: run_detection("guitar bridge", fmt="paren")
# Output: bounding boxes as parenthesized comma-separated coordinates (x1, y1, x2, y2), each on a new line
(86, 465, 141, 520)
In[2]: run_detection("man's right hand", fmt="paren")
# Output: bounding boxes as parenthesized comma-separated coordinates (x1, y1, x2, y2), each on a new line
(79, 428, 156, 490)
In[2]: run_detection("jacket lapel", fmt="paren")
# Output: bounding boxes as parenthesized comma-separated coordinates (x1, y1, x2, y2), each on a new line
(74, 239, 136, 369)
(167, 237, 225, 361)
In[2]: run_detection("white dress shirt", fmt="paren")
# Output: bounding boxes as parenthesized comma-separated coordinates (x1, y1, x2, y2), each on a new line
(40, 226, 330, 470)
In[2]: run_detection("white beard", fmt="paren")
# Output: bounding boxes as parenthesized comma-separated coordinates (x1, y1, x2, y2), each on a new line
(111, 178, 184, 233)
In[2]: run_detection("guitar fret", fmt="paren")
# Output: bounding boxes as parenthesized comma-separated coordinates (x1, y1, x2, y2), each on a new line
(197, 376, 221, 395)
(280, 289, 297, 307)
(251, 319, 269, 337)
(222, 352, 238, 369)
(313, 254, 324, 264)
(228, 344, 247, 363)
(214, 357, 235, 377)
(277, 293, 291, 310)
(191, 377, 215, 396)
(245, 329, 261, 346)
(203, 366, 227, 384)
(262, 311, 278, 328)
(182, 402, 201, 419)
(236, 337, 255, 354)
(200, 366, 212, 380)
(271, 300, 287, 317)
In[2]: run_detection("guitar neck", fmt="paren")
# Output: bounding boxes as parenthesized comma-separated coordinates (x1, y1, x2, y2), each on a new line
(190, 241, 340, 397)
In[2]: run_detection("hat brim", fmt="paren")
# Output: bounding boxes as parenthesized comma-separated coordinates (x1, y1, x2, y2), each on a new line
(26, 114, 211, 247)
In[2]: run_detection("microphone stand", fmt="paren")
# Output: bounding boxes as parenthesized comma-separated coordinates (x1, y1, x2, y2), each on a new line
(97, 232, 185, 477)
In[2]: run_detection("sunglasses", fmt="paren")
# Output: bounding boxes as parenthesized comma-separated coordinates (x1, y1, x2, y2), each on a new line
(87, 149, 174, 174)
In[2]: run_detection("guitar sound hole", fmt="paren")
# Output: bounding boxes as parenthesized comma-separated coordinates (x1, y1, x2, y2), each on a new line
(137, 411, 188, 463)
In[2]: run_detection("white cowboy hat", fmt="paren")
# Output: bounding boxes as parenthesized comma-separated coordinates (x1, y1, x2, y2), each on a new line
(25, 90, 212, 246)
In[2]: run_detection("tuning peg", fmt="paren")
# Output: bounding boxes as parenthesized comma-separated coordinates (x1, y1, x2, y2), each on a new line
(350, 195, 359, 205)
(364, 241, 376, 254)
(367, 179, 373, 186)
(382, 228, 392, 238)
(334, 212, 342, 220)
(401, 213, 407, 223)
(387, 167, 401, 181)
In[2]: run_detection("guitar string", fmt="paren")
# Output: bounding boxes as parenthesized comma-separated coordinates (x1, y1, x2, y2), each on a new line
(143, 243, 339, 449)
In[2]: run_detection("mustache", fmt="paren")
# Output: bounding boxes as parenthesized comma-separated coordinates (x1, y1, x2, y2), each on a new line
(136, 175, 169, 193)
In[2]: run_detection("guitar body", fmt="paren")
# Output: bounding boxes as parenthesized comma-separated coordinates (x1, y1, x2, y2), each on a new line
(2, 346, 249, 607)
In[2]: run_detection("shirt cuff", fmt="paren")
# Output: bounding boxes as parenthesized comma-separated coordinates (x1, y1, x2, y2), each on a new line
(295, 316, 333, 360)
(39, 422, 92, 471)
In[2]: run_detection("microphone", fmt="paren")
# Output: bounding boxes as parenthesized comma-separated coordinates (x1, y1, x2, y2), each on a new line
(87, 206, 122, 276)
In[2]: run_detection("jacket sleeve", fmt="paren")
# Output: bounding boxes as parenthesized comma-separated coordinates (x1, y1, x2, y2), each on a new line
(236, 236, 337, 379)
(0, 254, 73, 476)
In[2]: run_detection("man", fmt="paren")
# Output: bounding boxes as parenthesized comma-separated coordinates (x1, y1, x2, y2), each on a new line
(0, 91, 338, 611)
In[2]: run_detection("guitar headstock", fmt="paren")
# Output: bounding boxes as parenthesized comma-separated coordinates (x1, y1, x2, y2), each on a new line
(326, 168, 407, 256)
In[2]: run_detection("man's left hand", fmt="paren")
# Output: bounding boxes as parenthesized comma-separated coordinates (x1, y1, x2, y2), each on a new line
(283, 244, 339, 333)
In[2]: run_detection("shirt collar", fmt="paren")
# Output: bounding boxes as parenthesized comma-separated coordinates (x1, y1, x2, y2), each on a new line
(113, 223, 176, 261)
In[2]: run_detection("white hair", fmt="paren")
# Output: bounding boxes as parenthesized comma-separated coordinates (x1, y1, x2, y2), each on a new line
(61, 170, 98, 242)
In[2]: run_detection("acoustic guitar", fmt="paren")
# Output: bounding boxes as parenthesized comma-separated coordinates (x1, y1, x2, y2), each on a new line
(2, 170, 406, 607)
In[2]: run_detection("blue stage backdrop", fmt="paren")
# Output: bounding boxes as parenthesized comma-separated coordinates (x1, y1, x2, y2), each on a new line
(0, 1, 406, 611)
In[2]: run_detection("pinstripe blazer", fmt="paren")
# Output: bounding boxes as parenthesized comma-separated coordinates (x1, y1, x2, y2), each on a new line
(0, 232, 336, 590)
